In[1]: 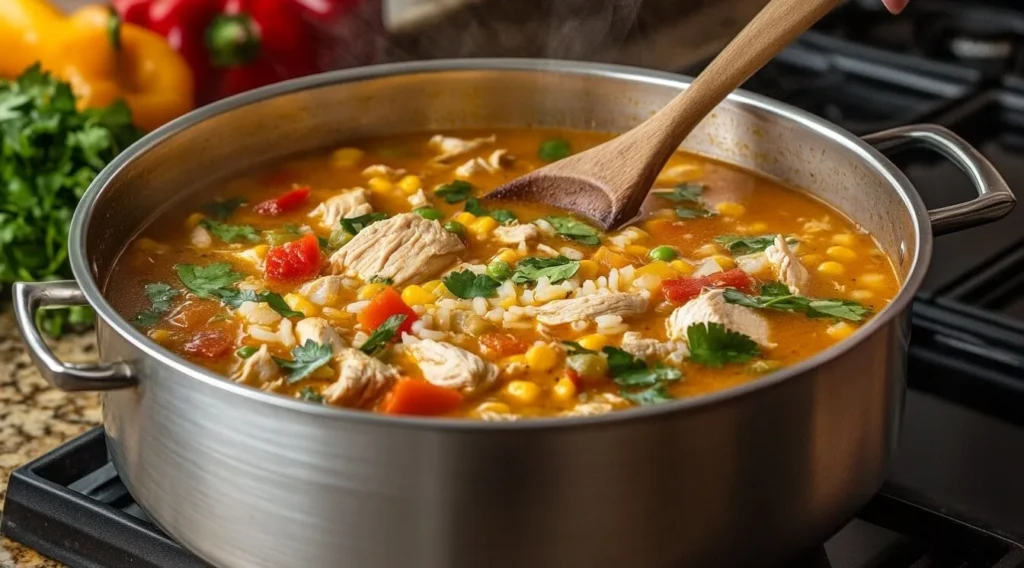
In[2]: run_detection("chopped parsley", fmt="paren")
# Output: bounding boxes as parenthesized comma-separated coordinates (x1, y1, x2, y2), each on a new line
(199, 219, 260, 243)
(236, 345, 258, 359)
(602, 346, 683, 405)
(434, 180, 474, 204)
(511, 256, 580, 285)
(339, 212, 387, 235)
(653, 183, 704, 203)
(464, 197, 517, 225)
(203, 197, 247, 220)
(675, 207, 716, 219)
(686, 322, 760, 368)
(443, 270, 502, 299)
(464, 197, 488, 217)
(273, 340, 334, 384)
(369, 276, 394, 284)
(714, 234, 795, 255)
(722, 286, 871, 322)
(538, 138, 571, 162)
(544, 215, 601, 246)
(216, 289, 304, 318)
(175, 263, 242, 298)
(359, 314, 407, 356)
(299, 386, 324, 403)
(133, 282, 179, 327)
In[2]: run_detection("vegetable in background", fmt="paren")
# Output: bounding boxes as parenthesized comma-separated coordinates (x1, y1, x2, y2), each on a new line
(0, 65, 143, 336)
(0, 0, 194, 131)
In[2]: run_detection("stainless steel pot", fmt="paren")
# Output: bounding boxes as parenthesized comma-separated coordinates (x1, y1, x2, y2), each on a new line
(13, 60, 1016, 568)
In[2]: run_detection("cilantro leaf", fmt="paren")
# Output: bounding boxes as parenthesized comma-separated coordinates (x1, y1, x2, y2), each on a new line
(561, 341, 596, 355)
(714, 234, 796, 256)
(511, 256, 580, 285)
(686, 322, 760, 368)
(806, 299, 873, 321)
(203, 197, 247, 220)
(616, 364, 683, 387)
(544, 216, 601, 246)
(216, 288, 303, 318)
(721, 288, 871, 322)
(675, 206, 716, 219)
(464, 197, 488, 217)
(273, 340, 334, 384)
(360, 314, 408, 356)
(299, 386, 324, 403)
(340, 212, 387, 235)
(602, 346, 682, 405)
(538, 138, 571, 162)
(435, 180, 474, 204)
(175, 263, 243, 298)
(759, 282, 791, 297)
(264, 223, 303, 246)
(491, 209, 518, 225)
(200, 219, 260, 243)
(443, 270, 502, 299)
(260, 292, 304, 318)
(653, 183, 704, 203)
(620, 383, 674, 406)
(464, 197, 519, 226)
(602, 346, 647, 377)
(133, 282, 179, 327)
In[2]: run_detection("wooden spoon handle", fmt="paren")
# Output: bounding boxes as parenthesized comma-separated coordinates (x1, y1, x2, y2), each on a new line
(654, 0, 844, 143)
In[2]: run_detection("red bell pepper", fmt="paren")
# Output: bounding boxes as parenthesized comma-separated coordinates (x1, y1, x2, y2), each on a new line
(113, 0, 362, 104)
(254, 185, 310, 216)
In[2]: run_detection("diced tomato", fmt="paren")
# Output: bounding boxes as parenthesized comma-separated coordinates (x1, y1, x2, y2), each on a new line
(184, 330, 233, 359)
(662, 268, 756, 304)
(264, 234, 321, 282)
(478, 333, 529, 358)
(564, 368, 582, 388)
(381, 379, 464, 416)
(253, 186, 311, 216)
(358, 287, 418, 336)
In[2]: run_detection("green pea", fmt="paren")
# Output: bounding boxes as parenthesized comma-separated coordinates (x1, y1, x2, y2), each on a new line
(414, 207, 444, 221)
(649, 246, 678, 262)
(443, 221, 466, 237)
(487, 260, 512, 281)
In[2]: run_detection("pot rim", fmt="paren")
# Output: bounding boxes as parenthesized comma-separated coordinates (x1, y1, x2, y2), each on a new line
(70, 58, 931, 431)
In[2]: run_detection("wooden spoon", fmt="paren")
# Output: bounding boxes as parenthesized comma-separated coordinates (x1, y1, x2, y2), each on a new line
(487, 0, 843, 230)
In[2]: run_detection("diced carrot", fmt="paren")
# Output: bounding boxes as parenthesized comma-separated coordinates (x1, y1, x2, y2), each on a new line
(592, 246, 633, 269)
(358, 286, 418, 335)
(381, 379, 464, 416)
(478, 333, 529, 358)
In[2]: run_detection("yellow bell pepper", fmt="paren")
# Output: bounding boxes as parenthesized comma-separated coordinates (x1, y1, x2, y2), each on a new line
(0, 0, 194, 131)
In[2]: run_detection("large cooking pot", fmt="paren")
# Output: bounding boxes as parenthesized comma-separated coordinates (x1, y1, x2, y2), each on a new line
(12, 59, 1015, 568)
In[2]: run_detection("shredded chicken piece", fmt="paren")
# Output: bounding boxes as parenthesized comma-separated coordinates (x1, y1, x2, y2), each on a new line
(298, 276, 348, 307)
(362, 164, 406, 179)
(666, 289, 773, 348)
(764, 235, 810, 295)
(407, 188, 430, 208)
(428, 134, 496, 164)
(322, 348, 399, 407)
(231, 345, 277, 386)
(454, 157, 492, 179)
(534, 292, 648, 326)
(236, 301, 282, 326)
(329, 213, 466, 286)
(406, 338, 498, 395)
(190, 226, 212, 248)
(295, 317, 346, 352)
(308, 189, 372, 231)
(620, 331, 689, 365)
(487, 149, 513, 170)
(492, 223, 539, 246)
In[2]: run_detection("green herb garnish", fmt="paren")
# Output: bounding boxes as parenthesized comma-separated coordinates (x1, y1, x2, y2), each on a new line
(443, 270, 502, 299)
(653, 183, 704, 203)
(299, 386, 325, 403)
(620, 383, 674, 406)
(686, 322, 760, 368)
(434, 180, 474, 204)
(360, 314, 408, 356)
(273, 340, 334, 384)
(511, 256, 580, 285)
(463, 197, 518, 225)
(200, 219, 260, 244)
(264, 223, 303, 246)
(175, 263, 243, 298)
(369, 276, 394, 284)
(675, 207, 716, 219)
(538, 138, 571, 162)
(721, 287, 871, 322)
(714, 234, 796, 256)
(544, 216, 601, 246)
(216, 288, 303, 318)
(340, 212, 387, 235)
(236, 345, 258, 359)
(133, 282, 179, 327)
(602, 346, 682, 405)
(203, 197, 247, 221)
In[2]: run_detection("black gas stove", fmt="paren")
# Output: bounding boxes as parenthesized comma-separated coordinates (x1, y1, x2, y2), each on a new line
(5, 1, 1024, 567)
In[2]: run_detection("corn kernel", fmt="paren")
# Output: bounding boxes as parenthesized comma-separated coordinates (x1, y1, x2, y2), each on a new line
(643, 218, 675, 234)
(469, 216, 499, 238)
(421, 280, 443, 294)
(454, 212, 477, 225)
(500, 296, 518, 309)
(322, 307, 347, 320)
(358, 283, 388, 300)
(503, 380, 541, 404)
(818, 261, 845, 277)
(859, 273, 887, 290)
(593, 247, 632, 269)
(251, 244, 269, 257)
(493, 249, 519, 265)
(711, 255, 736, 271)
(827, 246, 857, 262)
(801, 254, 824, 266)
(578, 260, 600, 280)
(716, 202, 746, 216)
(311, 364, 335, 380)
(576, 334, 609, 352)
(851, 289, 874, 302)
(475, 401, 511, 415)
(185, 212, 205, 228)
(749, 221, 769, 233)
(826, 322, 856, 341)
(331, 147, 364, 168)
(401, 284, 436, 306)
(397, 175, 422, 194)
(525, 343, 559, 372)
(434, 283, 455, 299)
(625, 244, 650, 257)
(552, 377, 577, 402)
(670, 259, 695, 275)
(831, 233, 857, 247)
(636, 260, 678, 280)
(284, 293, 318, 317)
(368, 177, 393, 193)
(148, 329, 171, 344)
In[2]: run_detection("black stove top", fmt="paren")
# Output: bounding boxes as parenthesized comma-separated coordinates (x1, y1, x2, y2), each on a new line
(5, 1, 1024, 567)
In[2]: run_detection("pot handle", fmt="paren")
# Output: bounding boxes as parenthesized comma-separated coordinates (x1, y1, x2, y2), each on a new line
(863, 124, 1015, 236)
(12, 280, 136, 392)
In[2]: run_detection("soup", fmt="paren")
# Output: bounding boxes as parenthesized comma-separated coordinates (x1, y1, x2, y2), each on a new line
(107, 130, 900, 419)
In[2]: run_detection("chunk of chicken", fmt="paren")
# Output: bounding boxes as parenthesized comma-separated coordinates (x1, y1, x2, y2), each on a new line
(298, 276, 348, 306)
(308, 189, 373, 231)
(666, 289, 773, 348)
(237, 301, 282, 326)
(362, 164, 406, 179)
(407, 188, 430, 208)
(322, 348, 399, 408)
(329, 213, 466, 286)
(620, 331, 689, 365)
(190, 225, 212, 248)
(428, 134, 496, 164)
(231, 345, 278, 386)
(487, 149, 513, 170)
(454, 157, 492, 179)
(492, 223, 539, 246)
(764, 235, 810, 295)
(535, 292, 648, 326)
(406, 338, 498, 395)
(295, 317, 346, 352)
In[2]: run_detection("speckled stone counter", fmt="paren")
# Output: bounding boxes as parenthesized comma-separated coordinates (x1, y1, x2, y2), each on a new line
(0, 311, 99, 568)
